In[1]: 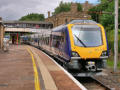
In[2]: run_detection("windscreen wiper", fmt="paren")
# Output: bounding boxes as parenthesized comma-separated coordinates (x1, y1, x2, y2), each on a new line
(74, 34, 87, 47)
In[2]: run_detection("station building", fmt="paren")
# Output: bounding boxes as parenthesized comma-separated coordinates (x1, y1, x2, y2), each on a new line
(0, 18, 5, 50)
(45, 1, 94, 27)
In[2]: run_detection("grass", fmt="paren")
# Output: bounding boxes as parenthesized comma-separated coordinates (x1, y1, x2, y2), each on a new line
(107, 59, 120, 69)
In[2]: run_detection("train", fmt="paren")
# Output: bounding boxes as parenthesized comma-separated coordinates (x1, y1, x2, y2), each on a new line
(21, 20, 109, 75)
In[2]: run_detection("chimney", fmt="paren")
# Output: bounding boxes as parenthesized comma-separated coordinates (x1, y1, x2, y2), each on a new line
(82, 1, 90, 11)
(85, 1, 89, 4)
(48, 11, 50, 18)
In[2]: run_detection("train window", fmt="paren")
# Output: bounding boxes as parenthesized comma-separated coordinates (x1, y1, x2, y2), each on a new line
(52, 35, 60, 48)
(52, 31, 66, 48)
(52, 36, 57, 47)
(72, 25, 102, 47)
(61, 32, 66, 43)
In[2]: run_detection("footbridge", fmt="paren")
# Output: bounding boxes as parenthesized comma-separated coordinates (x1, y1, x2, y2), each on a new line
(5, 27, 50, 33)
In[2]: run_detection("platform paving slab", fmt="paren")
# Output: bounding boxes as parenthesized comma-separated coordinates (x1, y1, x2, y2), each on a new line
(0, 45, 34, 90)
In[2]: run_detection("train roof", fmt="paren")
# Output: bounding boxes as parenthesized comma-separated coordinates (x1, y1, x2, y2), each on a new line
(72, 24, 100, 28)
(52, 24, 67, 32)
(52, 20, 100, 32)
(69, 20, 97, 24)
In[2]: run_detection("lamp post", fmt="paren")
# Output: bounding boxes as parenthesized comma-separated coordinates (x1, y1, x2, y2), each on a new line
(114, 0, 119, 72)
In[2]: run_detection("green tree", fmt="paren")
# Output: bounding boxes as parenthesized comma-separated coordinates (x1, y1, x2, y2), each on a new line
(77, 3, 82, 11)
(89, 0, 120, 31)
(89, 1, 109, 21)
(54, 1, 71, 15)
(89, 0, 114, 31)
(53, 1, 82, 15)
(89, 0, 120, 54)
(19, 13, 45, 21)
(100, 1, 114, 30)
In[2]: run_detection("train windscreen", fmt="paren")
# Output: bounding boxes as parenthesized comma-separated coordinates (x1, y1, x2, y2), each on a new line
(72, 25, 102, 47)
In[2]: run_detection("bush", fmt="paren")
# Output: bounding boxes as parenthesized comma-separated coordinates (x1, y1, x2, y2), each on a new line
(107, 30, 120, 54)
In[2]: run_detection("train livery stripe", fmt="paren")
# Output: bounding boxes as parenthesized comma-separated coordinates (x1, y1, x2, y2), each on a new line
(67, 24, 74, 51)
(27, 48, 41, 90)
(65, 27, 72, 58)
(103, 27, 109, 55)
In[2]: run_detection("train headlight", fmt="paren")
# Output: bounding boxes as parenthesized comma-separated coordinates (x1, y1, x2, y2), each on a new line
(71, 52, 79, 57)
(101, 51, 107, 56)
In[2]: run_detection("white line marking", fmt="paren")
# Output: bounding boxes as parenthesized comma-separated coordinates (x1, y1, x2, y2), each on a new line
(40, 51, 87, 90)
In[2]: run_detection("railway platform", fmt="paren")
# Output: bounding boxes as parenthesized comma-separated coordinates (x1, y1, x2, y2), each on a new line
(0, 45, 86, 90)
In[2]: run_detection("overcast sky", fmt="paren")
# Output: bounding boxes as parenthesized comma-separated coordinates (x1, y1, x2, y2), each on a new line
(0, 0, 100, 21)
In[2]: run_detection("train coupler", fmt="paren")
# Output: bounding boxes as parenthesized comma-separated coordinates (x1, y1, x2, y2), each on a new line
(86, 61, 96, 72)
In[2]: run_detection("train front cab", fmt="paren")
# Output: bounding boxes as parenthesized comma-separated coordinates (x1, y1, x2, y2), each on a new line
(67, 23, 109, 72)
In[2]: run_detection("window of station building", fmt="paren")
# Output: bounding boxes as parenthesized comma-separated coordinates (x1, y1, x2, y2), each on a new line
(65, 19, 68, 24)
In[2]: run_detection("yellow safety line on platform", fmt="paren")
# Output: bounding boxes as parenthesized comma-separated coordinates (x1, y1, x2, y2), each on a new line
(27, 48, 41, 90)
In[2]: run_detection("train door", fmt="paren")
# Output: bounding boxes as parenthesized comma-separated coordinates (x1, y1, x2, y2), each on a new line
(60, 30, 66, 58)
(51, 31, 61, 56)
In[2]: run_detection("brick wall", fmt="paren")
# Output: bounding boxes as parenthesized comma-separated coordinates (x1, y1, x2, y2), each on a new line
(0, 19, 5, 50)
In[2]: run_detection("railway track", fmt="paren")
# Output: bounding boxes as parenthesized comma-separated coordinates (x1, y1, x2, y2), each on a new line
(76, 77, 111, 90)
